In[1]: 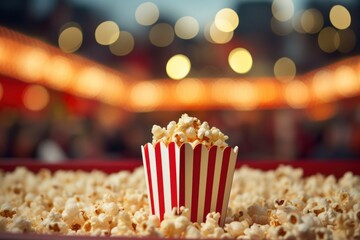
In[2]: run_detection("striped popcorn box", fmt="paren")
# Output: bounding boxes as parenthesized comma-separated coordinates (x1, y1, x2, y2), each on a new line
(141, 141, 238, 226)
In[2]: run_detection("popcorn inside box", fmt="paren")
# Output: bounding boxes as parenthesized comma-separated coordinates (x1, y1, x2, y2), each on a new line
(143, 113, 238, 225)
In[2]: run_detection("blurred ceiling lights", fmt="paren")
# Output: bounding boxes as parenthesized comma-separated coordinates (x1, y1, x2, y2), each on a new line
(0, 26, 359, 113)
(0, 0, 359, 113)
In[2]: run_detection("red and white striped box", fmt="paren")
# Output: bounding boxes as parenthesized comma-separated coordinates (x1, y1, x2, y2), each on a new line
(141, 142, 238, 226)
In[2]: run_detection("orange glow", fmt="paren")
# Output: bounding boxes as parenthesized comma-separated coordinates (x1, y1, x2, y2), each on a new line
(98, 74, 125, 105)
(306, 103, 337, 121)
(73, 67, 105, 98)
(0, 38, 8, 66)
(17, 48, 48, 82)
(284, 80, 310, 108)
(334, 66, 360, 97)
(130, 81, 163, 111)
(312, 70, 336, 102)
(1, 27, 360, 112)
(257, 80, 279, 104)
(211, 79, 235, 103)
(43, 56, 73, 90)
(175, 78, 205, 104)
(23, 85, 50, 111)
(230, 81, 258, 110)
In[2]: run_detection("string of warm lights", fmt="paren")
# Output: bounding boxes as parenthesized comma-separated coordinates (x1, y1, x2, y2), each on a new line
(0, 25, 359, 113)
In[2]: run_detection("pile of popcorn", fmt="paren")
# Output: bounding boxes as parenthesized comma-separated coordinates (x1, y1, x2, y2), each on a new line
(151, 113, 229, 148)
(1, 165, 359, 239)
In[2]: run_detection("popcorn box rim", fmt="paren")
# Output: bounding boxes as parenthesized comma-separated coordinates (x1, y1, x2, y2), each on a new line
(142, 141, 239, 154)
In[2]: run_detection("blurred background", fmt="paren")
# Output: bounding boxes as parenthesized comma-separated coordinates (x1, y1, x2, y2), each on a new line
(0, 0, 359, 162)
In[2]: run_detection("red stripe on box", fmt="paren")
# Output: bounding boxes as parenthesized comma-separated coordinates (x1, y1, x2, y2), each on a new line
(144, 145, 155, 215)
(155, 144, 165, 220)
(191, 145, 202, 222)
(215, 147, 231, 219)
(203, 146, 217, 222)
(168, 142, 178, 211)
(179, 146, 186, 208)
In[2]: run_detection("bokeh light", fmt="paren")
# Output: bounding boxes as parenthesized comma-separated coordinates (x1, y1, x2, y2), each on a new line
(135, 2, 159, 26)
(271, 17, 292, 36)
(334, 66, 360, 97)
(257, 80, 279, 104)
(176, 78, 204, 104)
(166, 54, 191, 80)
(95, 21, 120, 45)
(284, 80, 310, 108)
(300, 9, 323, 34)
(330, 5, 351, 30)
(272, 0, 294, 22)
(175, 16, 199, 40)
(23, 85, 50, 111)
(318, 27, 340, 53)
(109, 31, 135, 56)
(312, 70, 336, 102)
(274, 57, 296, 81)
(206, 22, 233, 44)
(149, 23, 174, 47)
(211, 79, 235, 103)
(337, 28, 356, 53)
(43, 56, 73, 90)
(17, 48, 48, 82)
(58, 24, 83, 53)
(228, 48, 253, 74)
(74, 67, 105, 98)
(214, 8, 239, 32)
(130, 82, 163, 111)
(98, 74, 125, 105)
(292, 10, 306, 34)
(230, 81, 258, 110)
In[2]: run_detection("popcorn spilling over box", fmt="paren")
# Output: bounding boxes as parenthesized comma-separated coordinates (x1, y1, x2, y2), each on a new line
(141, 113, 238, 226)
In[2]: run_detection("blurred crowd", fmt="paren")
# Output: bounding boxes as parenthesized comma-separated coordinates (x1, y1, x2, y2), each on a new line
(0, 99, 359, 162)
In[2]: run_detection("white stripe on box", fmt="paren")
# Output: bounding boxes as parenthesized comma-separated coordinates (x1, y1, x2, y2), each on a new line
(197, 145, 209, 223)
(141, 146, 152, 214)
(160, 142, 172, 214)
(175, 144, 180, 210)
(148, 144, 160, 217)
(210, 147, 224, 213)
(219, 147, 238, 226)
(184, 144, 193, 216)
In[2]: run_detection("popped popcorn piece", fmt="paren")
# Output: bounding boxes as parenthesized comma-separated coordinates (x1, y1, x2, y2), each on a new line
(151, 113, 229, 148)
(225, 220, 249, 237)
(7, 216, 33, 233)
(40, 210, 68, 234)
(0, 165, 359, 239)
